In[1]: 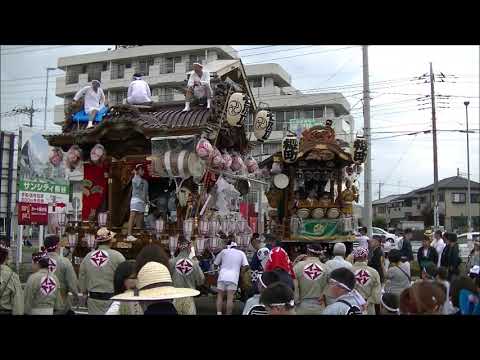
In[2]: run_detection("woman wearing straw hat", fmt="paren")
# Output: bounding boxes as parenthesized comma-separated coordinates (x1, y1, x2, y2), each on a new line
(24, 251, 62, 315)
(169, 236, 205, 315)
(79, 228, 126, 315)
(111, 261, 200, 315)
(0, 242, 24, 315)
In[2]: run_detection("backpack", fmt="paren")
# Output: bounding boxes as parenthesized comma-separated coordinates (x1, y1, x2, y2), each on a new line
(337, 299, 363, 315)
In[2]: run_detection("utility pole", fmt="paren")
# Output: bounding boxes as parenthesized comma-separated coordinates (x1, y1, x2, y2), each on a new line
(464, 101, 472, 233)
(429, 63, 439, 231)
(8, 103, 40, 128)
(378, 182, 383, 200)
(362, 45, 373, 238)
(45, 67, 56, 130)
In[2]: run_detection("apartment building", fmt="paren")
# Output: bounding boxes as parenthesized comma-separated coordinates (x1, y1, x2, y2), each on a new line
(372, 176, 480, 232)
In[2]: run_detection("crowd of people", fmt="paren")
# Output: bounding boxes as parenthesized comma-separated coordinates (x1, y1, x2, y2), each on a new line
(0, 226, 479, 316)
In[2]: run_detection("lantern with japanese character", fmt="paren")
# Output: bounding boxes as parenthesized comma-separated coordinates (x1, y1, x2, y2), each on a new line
(253, 110, 274, 142)
(226, 93, 251, 127)
(282, 135, 299, 163)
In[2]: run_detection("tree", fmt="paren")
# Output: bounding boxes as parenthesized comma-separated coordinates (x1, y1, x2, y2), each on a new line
(373, 217, 387, 229)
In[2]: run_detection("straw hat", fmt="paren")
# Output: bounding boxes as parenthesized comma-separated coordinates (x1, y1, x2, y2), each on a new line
(96, 227, 116, 243)
(111, 262, 200, 302)
(192, 62, 203, 69)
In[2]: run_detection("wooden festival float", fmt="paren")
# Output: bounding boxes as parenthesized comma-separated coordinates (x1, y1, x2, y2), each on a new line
(45, 60, 273, 272)
(259, 119, 367, 254)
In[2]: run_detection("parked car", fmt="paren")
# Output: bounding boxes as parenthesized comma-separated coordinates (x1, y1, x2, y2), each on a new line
(457, 232, 479, 261)
(372, 227, 397, 244)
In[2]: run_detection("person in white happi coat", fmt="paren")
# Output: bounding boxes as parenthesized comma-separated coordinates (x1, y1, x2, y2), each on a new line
(73, 79, 106, 129)
(182, 62, 212, 112)
(127, 73, 152, 105)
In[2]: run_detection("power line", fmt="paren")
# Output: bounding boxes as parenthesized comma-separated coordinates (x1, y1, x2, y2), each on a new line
(245, 46, 359, 65)
(1, 45, 71, 55)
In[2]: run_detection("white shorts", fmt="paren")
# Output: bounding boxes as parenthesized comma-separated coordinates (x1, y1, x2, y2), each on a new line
(217, 281, 237, 292)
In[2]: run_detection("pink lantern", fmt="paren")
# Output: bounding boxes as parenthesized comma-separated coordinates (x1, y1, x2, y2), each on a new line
(196, 238, 206, 255)
(196, 138, 213, 160)
(230, 154, 244, 172)
(208, 219, 221, 237)
(86, 233, 96, 249)
(169, 235, 178, 256)
(98, 212, 108, 227)
(245, 157, 258, 173)
(198, 219, 209, 236)
(58, 212, 67, 227)
(211, 149, 224, 169)
(67, 233, 78, 248)
(222, 152, 232, 170)
(155, 218, 165, 234)
(183, 219, 194, 240)
(236, 219, 247, 234)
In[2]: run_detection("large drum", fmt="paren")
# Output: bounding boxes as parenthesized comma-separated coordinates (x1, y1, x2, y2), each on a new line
(150, 151, 205, 179)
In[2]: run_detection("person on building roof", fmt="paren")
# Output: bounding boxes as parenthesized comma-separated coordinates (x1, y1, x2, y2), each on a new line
(127, 73, 152, 105)
(73, 80, 106, 129)
(182, 63, 212, 112)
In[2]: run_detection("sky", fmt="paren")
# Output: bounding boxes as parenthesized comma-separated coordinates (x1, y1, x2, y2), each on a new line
(1, 45, 479, 200)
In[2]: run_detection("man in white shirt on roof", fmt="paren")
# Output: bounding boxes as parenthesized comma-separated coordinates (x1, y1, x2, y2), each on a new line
(127, 73, 152, 105)
(182, 62, 212, 112)
(73, 80, 106, 129)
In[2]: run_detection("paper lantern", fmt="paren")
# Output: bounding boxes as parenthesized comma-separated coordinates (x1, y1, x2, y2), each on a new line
(67, 233, 78, 248)
(253, 110, 274, 142)
(196, 138, 213, 160)
(155, 218, 165, 234)
(222, 152, 233, 170)
(245, 157, 258, 173)
(230, 154, 244, 172)
(226, 92, 251, 127)
(211, 149, 224, 169)
(282, 135, 299, 163)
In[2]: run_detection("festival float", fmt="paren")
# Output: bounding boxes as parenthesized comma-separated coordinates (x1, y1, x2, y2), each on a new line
(44, 60, 272, 274)
(259, 119, 367, 254)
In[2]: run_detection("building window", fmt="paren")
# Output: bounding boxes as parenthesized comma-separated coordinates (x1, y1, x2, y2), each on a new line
(439, 192, 445, 202)
(452, 193, 466, 204)
(419, 196, 426, 204)
(136, 58, 154, 76)
(111, 63, 125, 80)
(66, 66, 82, 84)
(378, 206, 386, 214)
(186, 54, 205, 71)
(102, 62, 109, 71)
(471, 193, 480, 203)
(162, 56, 182, 74)
(110, 90, 128, 105)
(275, 111, 285, 131)
(125, 63, 132, 69)
(314, 108, 324, 119)
(250, 77, 262, 88)
(87, 63, 103, 82)
(404, 199, 412, 207)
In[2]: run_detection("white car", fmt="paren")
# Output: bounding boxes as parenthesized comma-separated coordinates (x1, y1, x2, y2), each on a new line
(372, 227, 397, 245)
(457, 232, 479, 260)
